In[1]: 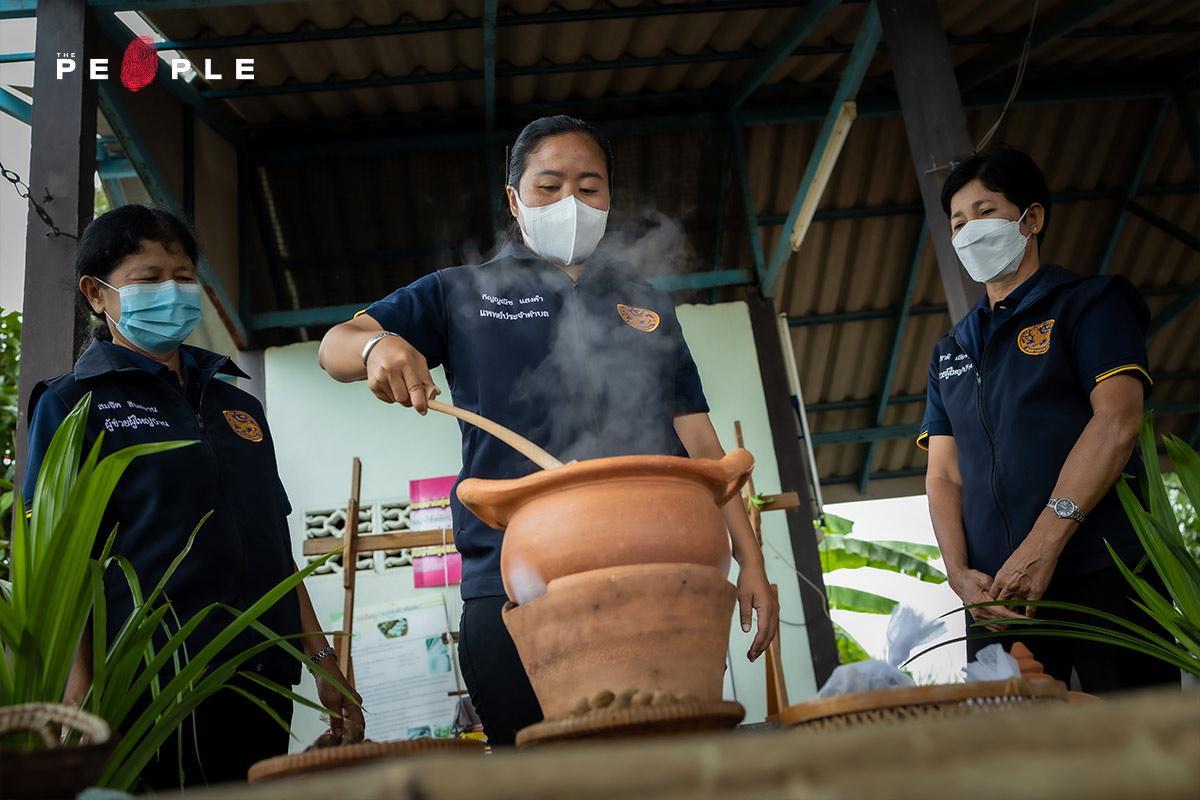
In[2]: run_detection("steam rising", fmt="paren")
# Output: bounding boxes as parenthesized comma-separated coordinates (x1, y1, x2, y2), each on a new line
(507, 557, 548, 605)
(510, 208, 702, 463)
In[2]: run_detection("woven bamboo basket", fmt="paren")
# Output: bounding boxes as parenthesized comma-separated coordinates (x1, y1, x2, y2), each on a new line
(517, 700, 746, 748)
(248, 738, 488, 782)
(0, 703, 116, 800)
(780, 678, 1067, 731)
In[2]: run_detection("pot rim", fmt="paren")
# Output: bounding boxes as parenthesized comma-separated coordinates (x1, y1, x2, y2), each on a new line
(502, 563, 731, 613)
(458, 450, 752, 530)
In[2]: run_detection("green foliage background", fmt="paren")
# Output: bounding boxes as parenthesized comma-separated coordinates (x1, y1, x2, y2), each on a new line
(0, 309, 19, 582)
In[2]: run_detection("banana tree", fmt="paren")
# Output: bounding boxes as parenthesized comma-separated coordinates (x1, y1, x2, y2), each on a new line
(814, 512, 946, 663)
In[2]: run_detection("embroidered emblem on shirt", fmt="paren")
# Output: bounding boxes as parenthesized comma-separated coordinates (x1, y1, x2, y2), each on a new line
(616, 304, 660, 333)
(223, 410, 264, 442)
(1017, 319, 1055, 356)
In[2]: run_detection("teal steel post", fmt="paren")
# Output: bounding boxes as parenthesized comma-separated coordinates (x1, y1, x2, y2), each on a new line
(483, 0, 500, 243)
(727, 0, 843, 111)
(1097, 98, 1170, 275)
(858, 221, 926, 494)
(759, 3, 881, 297)
(728, 116, 766, 284)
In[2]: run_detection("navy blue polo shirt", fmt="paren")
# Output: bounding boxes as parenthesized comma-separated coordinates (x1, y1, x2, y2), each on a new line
(362, 241, 710, 599)
(918, 265, 1151, 579)
(980, 266, 1042, 345)
(23, 340, 302, 683)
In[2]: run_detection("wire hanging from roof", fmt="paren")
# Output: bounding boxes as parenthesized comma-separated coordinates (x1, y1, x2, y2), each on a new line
(975, 0, 1041, 153)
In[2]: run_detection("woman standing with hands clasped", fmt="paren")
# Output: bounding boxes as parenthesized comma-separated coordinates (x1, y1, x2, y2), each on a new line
(920, 144, 1178, 692)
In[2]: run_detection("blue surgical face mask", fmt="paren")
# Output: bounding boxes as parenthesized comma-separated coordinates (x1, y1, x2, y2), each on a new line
(97, 278, 203, 354)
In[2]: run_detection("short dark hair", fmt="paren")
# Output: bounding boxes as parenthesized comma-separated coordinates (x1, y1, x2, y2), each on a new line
(505, 116, 614, 241)
(940, 143, 1051, 244)
(506, 115, 614, 191)
(75, 204, 199, 341)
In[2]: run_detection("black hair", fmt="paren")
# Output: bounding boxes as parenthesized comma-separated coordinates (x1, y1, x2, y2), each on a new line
(940, 143, 1051, 244)
(75, 205, 199, 341)
(505, 115, 614, 239)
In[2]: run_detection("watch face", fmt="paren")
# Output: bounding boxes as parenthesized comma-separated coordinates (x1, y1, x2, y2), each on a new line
(1054, 499, 1075, 516)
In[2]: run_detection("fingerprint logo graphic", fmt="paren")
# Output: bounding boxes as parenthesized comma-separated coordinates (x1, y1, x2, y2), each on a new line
(120, 35, 157, 92)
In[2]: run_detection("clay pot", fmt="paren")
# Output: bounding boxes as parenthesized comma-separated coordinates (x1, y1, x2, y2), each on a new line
(457, 449, 754, 603)
(502, 563, 737, 720)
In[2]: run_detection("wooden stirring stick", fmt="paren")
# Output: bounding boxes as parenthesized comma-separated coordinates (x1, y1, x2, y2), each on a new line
(427, 399, 564, 470)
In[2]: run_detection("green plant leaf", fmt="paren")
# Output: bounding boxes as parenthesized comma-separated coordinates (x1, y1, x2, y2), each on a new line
(819, 534, 947, 583)
(237, 670, 342, 719)
(1117, 481, 1200, 623)
(1135, 413, 1174, 527)
(833, 621, 870, 664)
(816, 513, 855, 535)
(962, 598, 1183, 656)
(827, 585, 899, 614)
(1164, 434, 1200, 522)
(906, 630, 1195, 674)
(226, 684, 297, 740)
(103, 555, 334, 782)
(870, 540, 942, 561)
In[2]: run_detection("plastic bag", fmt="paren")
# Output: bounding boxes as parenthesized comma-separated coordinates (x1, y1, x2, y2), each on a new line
(962, 642, 1021, 682)
(886, 606, 946, 668)
(817, 658, 915, 698)
(816, 606, 946, 698)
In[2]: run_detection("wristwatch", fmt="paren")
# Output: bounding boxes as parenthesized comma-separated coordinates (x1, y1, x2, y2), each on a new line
(361, 331, 400, 366)
(1047, 497, 1087, 522)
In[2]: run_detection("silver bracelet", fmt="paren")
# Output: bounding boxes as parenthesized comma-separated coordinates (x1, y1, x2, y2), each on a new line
(361, 331, 399, 366)
(309, 645, 336, 671)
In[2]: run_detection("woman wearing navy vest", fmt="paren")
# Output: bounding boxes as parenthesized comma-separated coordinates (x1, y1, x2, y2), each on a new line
(318, 116, 779, 745)
(22, 206, 362, 788)
(920, 144, 1178, 691)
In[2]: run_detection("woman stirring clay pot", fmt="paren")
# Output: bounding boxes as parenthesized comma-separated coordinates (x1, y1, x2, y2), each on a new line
(319, 115, 778, 745)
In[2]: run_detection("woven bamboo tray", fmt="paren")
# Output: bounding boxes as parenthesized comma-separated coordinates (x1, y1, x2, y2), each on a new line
(517, 700, 746, 748)
(247, 738, 488, 782)
(780, 678, 1067, 731)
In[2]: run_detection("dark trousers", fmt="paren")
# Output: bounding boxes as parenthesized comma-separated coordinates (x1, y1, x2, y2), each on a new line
(965, 565, 1181, 693)
(458, 595, 543, 746)
(136, 673, 293, 791)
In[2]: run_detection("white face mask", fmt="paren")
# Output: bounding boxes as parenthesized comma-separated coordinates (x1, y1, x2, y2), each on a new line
(952, 208, 1031, 283)
(514, 192, 609, 265)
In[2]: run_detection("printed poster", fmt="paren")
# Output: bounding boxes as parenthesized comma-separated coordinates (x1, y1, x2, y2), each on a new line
(330, 595, 459, 741)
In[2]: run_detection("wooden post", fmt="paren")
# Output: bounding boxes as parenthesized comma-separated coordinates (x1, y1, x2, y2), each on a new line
(878, 0, 982, 323)
(14, 0, 98, 484)
(736, 420, 791, 721)
(337, 457, 363, 685)
(745, 294, 838, 688)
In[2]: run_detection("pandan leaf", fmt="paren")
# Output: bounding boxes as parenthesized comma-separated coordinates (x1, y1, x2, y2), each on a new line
(1164, 434, 1200, 517)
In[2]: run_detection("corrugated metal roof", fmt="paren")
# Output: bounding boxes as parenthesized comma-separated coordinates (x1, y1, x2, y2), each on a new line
(129, 0, 1199, 498)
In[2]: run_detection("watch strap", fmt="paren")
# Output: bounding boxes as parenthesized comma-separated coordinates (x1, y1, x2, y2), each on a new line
(1047, 498, 1087, 523)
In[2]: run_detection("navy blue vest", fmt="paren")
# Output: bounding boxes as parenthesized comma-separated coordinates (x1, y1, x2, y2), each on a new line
(920, 267, 1150, 579)
(363, 242, 709, 599)
(27, 342, 301, 682)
